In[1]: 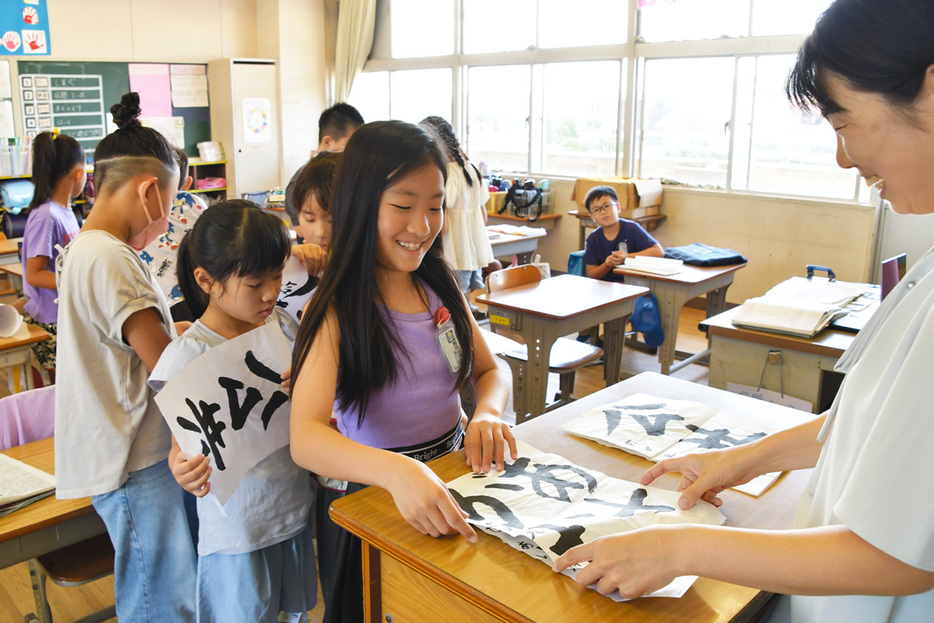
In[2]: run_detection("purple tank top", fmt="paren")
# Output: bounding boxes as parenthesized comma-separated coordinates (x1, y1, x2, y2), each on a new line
(335, 284, 461, 450)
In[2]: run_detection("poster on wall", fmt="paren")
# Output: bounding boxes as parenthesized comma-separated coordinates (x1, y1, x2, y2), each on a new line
(1, 1, 50, 56)
(242, 97, 271, 145)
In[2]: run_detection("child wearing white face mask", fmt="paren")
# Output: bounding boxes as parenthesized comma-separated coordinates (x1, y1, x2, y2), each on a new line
(54, 92, 197, 623)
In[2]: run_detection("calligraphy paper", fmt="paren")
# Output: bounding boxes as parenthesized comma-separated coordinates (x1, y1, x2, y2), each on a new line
(446, 441, 724, 601)
(562, 394, 780, 496)
(276, 256, 316, 324)
(155, 322, 291, 506)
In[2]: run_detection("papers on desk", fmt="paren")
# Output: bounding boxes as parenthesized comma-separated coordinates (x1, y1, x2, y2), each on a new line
(0, 452, 55, 518)
(561, 393, 781, 497)
(620, 255, 683, 276)
(762, 276, 863, 306)
(486, 224, 546, 237)
(446, 440, 723, 601)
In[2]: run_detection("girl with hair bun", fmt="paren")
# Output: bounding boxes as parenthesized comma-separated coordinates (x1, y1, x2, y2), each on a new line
(54, 92, 197, 622)
(20, 129, 85, 374)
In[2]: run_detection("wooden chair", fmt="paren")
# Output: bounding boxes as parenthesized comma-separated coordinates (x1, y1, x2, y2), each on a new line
(485, 265, 604, 422)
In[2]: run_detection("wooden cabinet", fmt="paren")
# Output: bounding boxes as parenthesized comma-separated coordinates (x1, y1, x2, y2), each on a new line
(187, 160, 227, 206)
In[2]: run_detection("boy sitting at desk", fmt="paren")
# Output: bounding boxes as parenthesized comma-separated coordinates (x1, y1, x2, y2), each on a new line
(583, 185, 664, 283)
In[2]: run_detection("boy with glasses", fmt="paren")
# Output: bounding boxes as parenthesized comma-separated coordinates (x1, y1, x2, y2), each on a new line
(582, 185, 664, 283)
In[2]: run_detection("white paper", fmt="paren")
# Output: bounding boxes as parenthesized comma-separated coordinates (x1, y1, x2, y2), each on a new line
(0, 59, 11, 99)
(446, 440, 724, 601)
(0, 452, 55, 505)
(141, 116, 185, 150)
(154, 322, 292, 506)
(562, 393, 780, 496)
(0, 303, 23, 337)
(726, 382, 813, 412)
(242, 98, 271, 144)
(276, 256, 316, 324)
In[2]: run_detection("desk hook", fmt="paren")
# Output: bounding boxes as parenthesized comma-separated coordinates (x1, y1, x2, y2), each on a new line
(757, 350, 785, 397)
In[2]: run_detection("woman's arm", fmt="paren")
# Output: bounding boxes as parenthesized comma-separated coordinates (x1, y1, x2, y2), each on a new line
(290, 308, 477, 541)
(464, 306, 517, 473)
(24, 255, 57, 291)
(555, 523, 934, 600)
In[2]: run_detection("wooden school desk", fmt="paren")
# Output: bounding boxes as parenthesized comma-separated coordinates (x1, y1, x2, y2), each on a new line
(487, 226, 546, 264)
(330, 371, 814, 623)
(0, 325, 50, 393)
(0, 261, 23, 293)
(0, 437, 106, 569)
(702, 307, 854, 414)
(0, 238, 22, 266)
(475, 275, 647, 420)
(614, 263, 747, 375)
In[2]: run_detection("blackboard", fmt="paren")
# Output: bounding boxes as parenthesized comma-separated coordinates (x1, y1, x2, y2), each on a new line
(16, 60, 211, 157)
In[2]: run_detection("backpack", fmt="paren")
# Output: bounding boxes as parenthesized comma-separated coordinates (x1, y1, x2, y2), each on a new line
(499, 179, 542, 221)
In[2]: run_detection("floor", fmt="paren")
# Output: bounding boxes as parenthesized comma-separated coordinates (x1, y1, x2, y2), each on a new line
(0, 301, 709, 622)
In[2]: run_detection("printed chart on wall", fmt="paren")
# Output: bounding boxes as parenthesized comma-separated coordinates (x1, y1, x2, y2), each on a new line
(16, 60, 211, 155)
(0, 0, 50, 56)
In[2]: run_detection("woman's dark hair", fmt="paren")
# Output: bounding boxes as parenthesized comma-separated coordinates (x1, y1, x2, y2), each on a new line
(28, 131, 85, 210)
(787, 0, 934, 116)
(177, 199, 292, 319)
(292, 151, 342, 213)
(291, 120, 472, 425)
(93, 92, 178, 195)
(419, 116, 481, 188)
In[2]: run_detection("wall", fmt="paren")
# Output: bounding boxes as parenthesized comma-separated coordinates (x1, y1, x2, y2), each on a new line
(534, 181, 878, 304)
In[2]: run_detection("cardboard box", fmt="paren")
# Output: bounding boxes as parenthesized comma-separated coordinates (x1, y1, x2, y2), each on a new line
(571, 176, 662, 218)
(485, 191, 507, 214)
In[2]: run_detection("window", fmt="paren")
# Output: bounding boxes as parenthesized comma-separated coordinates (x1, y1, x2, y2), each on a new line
(359, 0, 861, 203)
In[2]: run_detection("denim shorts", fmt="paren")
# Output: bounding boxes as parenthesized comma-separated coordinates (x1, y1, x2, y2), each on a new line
(92, 460, 197, 622)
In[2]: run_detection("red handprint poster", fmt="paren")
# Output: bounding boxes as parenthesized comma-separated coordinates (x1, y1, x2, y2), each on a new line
(0, 1, 50, 56)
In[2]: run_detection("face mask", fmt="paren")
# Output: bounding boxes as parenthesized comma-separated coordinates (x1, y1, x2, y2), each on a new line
(127, 181, 169, 251)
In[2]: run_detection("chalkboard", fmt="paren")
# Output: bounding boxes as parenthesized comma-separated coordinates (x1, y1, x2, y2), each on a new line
(16, 60, 210, 157)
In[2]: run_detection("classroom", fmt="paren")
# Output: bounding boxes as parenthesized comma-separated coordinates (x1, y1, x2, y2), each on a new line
(1, 1, 932, 622)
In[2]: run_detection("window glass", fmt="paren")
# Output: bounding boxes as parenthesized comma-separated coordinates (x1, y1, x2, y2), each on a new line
(538, 0, 627, 48)
(463, 0, 535, 54)
(638, 57, 734, 187)
(390, 69, 453, 124)
(348, 71, 389, 124)
(639, 0, 749, 42)
(541, 61, 621, 177)
(751, 0, 832, 36)
(743, 55, 856, 198)
(390, 0, 454, 58)
(467, 65, 531, 174)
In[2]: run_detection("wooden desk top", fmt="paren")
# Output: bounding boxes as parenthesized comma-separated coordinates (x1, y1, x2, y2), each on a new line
(702, 307, 855, 359)
(475, 274, 646, 320)
(0, 324, 50, 349)
(0, 262, 23, 278)
(487, 228, 547, 245)
(0, 438, 96, 545)
(614, 262, 747, 285)
(0, 238, 22, 257)
(331, 372, 813, 623)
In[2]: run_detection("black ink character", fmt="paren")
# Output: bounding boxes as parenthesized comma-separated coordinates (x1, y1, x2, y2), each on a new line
(218, 350, 289, 430)
(604, 401, 667, 435)
(584, 488, 675, 518)
(449, 489, 524, 530)
(530, 523, 586, 556)
(493, 457, 599, 502)
(177, 398, 228, 470)
(681, 424, 767, 449)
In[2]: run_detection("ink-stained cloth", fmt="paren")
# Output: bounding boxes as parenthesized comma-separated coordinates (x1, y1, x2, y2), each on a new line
(583, 218, 659, 283)
(441, 161, 494, 273)
(54, 230, 176, 498)
(775, 246, 934, 622)
(149, 308, 313, 556)
(21, 199, 79, 323)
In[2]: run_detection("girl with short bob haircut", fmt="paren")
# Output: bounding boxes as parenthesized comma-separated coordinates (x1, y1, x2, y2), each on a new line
(290, 120, 516, 623)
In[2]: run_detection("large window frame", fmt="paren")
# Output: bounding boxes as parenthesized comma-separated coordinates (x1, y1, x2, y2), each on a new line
(356, 0, 860, 203)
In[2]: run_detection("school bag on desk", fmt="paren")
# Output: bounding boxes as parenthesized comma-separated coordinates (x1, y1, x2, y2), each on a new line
(665, 242, 747, 266)
(499, 179, 542, 221)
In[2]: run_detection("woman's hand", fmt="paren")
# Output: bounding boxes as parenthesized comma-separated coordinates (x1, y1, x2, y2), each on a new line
(291, 243, 328, 275)
(170, 448, 212, 497)
(464, 412, 518, 473)
(641, 444, 759, 510)
(553, 526, 685, 599)
(386, 456, 477, 542)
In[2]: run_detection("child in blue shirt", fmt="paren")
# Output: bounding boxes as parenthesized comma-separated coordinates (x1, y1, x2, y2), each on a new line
(582, 185, 664, 283)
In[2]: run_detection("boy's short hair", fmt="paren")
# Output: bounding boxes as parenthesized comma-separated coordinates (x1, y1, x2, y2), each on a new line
(584, 185, 619, 212)
(318, 103, 365, 144)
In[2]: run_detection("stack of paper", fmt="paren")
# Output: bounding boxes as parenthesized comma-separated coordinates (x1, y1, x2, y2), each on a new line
(621, 256, 683, 276)
(0, 453, 55, 518)
(731, 276, 860, 338)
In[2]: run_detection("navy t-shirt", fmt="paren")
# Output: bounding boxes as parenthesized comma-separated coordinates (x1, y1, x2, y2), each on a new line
(583, 218, 660, 283)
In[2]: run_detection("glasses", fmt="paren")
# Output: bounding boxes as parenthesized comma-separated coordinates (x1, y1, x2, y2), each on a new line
(589, 201, 617, 215)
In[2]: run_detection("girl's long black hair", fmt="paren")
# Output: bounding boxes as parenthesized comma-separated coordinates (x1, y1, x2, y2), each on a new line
(28, 132, 85, 211)
(176, 200, 292, 318)
(419, 116, 481, 187)
(291, 120, 473, 426)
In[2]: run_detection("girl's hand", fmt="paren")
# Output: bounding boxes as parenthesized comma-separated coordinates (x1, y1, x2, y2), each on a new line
(464, 412, 518, 474)
(291, 243, 328, 275)
(552, 526, 684, 599)
(280, 368, 291, 392)
(386, 456, 477, 542)
(640, 444, 758, 510)
(170, 450, 212, 497)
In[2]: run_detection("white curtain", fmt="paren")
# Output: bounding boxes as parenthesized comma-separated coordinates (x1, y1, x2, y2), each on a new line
(333, 0, 377, 103)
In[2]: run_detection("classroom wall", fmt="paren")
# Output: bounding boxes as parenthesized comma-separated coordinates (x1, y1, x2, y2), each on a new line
(534, 181, 878, 304)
